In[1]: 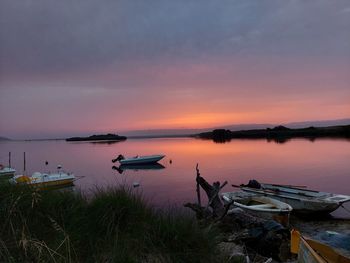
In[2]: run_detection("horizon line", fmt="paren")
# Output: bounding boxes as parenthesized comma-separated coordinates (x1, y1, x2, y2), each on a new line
(2, 117, 350, 141)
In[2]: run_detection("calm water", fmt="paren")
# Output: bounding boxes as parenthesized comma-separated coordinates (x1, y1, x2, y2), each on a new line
(1, 138, 350, 217)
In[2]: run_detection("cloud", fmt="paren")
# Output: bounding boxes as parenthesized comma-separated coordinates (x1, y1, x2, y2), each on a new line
(0, 0, 349, 138)
(1, 0, 349, 77)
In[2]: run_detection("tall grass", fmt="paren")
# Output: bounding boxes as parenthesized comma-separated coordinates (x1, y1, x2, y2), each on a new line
(0, 183, 225, 262)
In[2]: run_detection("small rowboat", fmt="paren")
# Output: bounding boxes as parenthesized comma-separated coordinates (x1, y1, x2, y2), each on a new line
(238, 181, 350, 214)
(112, 154, 165, 165)
(10, 166, 75, 189)
(221, 191, 293, 226)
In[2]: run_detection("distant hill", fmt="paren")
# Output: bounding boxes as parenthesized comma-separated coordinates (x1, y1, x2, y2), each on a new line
(283, 118, 350, 128)
(123, 118, 350, 138)
(124, 124, 273, 138)
(124, 129, 203, 138)
(197, 124, 350, 143)
(0, 136, 10, 141)
(212, 123, 274, 131)
(66, 133, 127, 142)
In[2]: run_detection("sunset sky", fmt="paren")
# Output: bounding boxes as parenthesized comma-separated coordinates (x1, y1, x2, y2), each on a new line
(1, 0, 349, 139)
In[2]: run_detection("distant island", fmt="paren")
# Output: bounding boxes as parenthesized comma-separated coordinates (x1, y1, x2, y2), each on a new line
(196, 125, 350, 143)
(0, 136, 10, 141)
(66, 133, 127, 142)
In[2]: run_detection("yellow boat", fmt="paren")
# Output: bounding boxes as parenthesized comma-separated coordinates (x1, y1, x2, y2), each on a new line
(291, 230, 350, 263)
(10, 169, 75, 189)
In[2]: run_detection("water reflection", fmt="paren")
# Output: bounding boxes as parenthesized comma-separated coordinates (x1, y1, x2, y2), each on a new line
(112, 163, 166, 174)
(88, 140, 125, 145)
(1, 137, 350, 217)
(204, 136, 350, 144)
(38, 183, 76, 192)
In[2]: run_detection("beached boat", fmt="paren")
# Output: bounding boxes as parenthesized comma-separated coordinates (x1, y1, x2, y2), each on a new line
(0, 165, 16, 177)
(10, 167, 75, 189)
(291, 230, 350, 263)
(238, 181, 350, 214)
(112, 154, 165, 165)
(221, 191, 293, 226)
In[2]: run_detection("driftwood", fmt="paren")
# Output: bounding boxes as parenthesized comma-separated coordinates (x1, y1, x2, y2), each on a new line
(184, 166, 292, 262)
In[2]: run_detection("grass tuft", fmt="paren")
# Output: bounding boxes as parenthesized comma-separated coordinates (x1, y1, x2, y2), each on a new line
(0, 183, 225, 262)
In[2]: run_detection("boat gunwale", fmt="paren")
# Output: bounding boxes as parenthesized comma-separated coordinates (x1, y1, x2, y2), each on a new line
(260, 184, 350, 204)
(261, 183, 331, 197)
(121, 154, 165, 161)
(241, 187, 340, 204)
(119, 154, 165, 164)
(264, 183, 321, 193)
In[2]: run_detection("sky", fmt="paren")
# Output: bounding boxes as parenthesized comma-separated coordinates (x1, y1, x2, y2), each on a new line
(0, 0, 350, 139)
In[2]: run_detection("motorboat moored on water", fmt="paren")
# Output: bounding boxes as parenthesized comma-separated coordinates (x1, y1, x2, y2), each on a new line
(237, 180, 350, 215)
(0, 153, 16, 177)
(0, 164, 16, 177)
(221, 191, 293, 226)
(112, 154, 165, 165)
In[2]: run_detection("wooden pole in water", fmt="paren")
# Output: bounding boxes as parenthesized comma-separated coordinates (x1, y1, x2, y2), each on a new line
(23, 152, 26, 174)
(8, 152, 11, 168)
(196, 163, 201, 206)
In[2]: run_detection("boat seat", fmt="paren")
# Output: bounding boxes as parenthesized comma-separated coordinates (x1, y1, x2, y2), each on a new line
(248, 204, 276, 209)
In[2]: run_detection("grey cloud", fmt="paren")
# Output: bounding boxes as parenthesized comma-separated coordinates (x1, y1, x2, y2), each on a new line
(0, 0, 349, 76)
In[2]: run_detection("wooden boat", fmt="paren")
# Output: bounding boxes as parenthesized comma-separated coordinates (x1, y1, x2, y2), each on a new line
(112, 154, 165, 165)
(221, 191, 293, 226)
(10, 167, 75, 189)
(239, 182, 350, 214)
(291, 230, 350, 263)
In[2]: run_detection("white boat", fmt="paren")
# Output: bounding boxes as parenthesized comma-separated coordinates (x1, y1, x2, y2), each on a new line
(112, 154, 165, 165)
(221, 191, 293, 226)
(0, 165, 16, 177)
(0, 152, 16, 177)
(239, 181, 350, 214)
(10, 166, 75, 189)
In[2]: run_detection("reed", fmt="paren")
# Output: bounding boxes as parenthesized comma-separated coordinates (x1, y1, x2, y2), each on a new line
(0, 183, 226, 262)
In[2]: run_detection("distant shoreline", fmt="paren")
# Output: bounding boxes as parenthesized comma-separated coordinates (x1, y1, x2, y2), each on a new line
(2, 122, 350, 142)
(66, 133, 127, 142)
(196, 124, 350, 143)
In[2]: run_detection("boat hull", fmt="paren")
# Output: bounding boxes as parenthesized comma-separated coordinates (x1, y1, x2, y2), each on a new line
(222, 192, 292, 226)
(31, 178, 75, 188)
(119, 155, 165, 165)
(235, 205, 291, 227)
(0, 168, 16, 177)
(11, 172, 75, 190)
(241, 186, 347, 214)
(291, 230, 350, 263)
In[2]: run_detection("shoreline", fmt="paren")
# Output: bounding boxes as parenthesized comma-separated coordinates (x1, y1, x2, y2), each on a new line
(197, 124, 350, 143)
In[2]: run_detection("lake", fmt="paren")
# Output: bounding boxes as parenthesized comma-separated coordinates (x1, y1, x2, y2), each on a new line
(1, 137, 350, 217)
